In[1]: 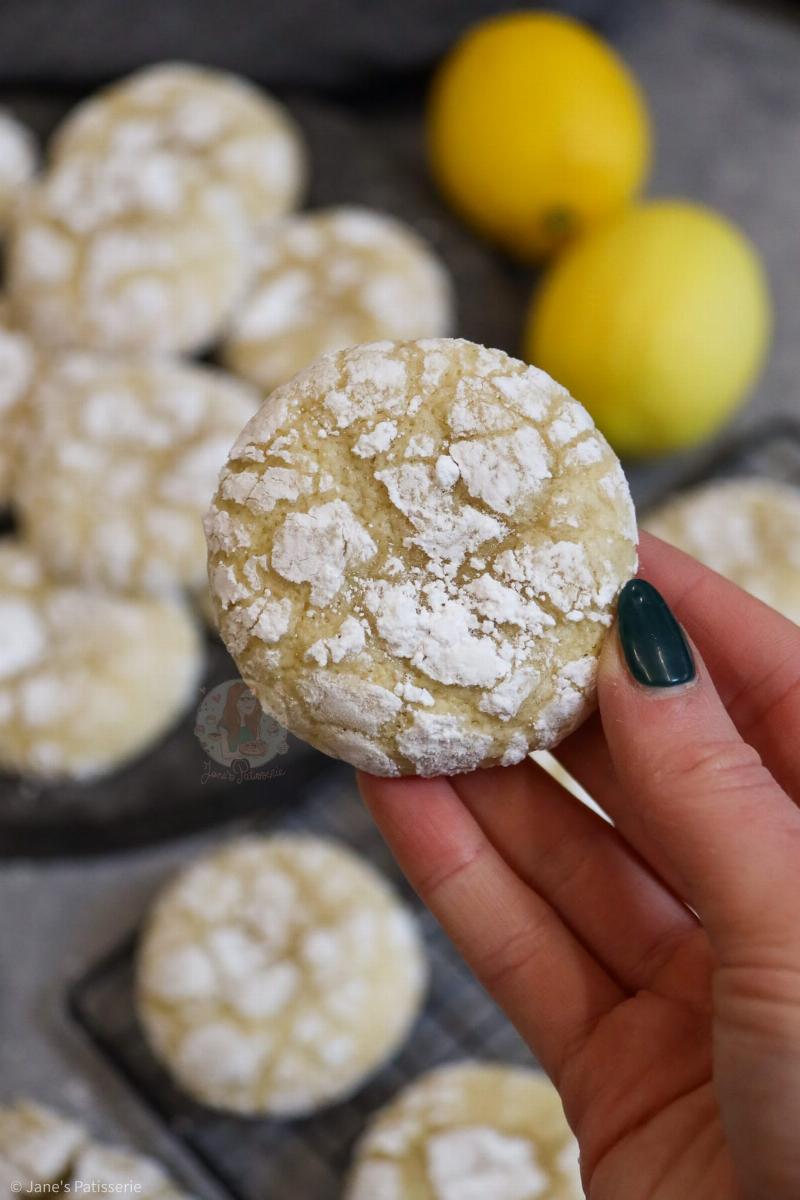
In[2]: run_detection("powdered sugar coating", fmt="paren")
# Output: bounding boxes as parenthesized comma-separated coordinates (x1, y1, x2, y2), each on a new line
(207, 339, 637, 776)
(14, 353, 259, 594)
(0, 541, 202, 781)
(345, 1062, 583, 1200)
(136, 835, 427, 1116)
(7, 146, 250, 354)
(0, 1101, 189, 1200)
(72, 1147, 188, 1200)
(221, 208, 453, 392)
(51, 62, 306, 231)
(0, 1101, 86, 1186)
(644, 477, 800, 625)
(0, 111, 37, 229)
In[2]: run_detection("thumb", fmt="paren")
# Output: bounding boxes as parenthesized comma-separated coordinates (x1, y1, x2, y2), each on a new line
(597, 579, 800, 958)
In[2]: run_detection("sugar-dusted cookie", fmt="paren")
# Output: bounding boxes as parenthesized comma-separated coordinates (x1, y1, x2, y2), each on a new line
(14, 352, 258, 595)
(0, 1100, 86, 1188)
(345, 1061, 583, 1199)
(0, 1100, 190, 1199)
(136, 834, 428, 1115)
(71, 1146, 189, 1200)
(644, 477, 800, 624)
(7, 148, 249, 354)
(51, 62, 306, 231)
(206, 339, 637, 776)
(0, 541, 202, 780)
(221, 207, 453, 392)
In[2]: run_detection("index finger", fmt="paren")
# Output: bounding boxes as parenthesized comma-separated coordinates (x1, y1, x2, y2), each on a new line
(358, 771, 623, 1082)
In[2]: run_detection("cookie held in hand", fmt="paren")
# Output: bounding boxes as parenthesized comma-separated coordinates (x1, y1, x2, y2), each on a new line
(206, 339, 637, 776)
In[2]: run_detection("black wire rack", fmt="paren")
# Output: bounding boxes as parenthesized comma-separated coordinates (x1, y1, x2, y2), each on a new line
(68, 771, 533, 1200)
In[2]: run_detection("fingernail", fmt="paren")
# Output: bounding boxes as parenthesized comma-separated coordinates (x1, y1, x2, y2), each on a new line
(617, 579, 696, 688)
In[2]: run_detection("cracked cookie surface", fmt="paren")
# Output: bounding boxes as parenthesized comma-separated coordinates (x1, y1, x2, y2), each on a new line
(207, 338, 638, 777)
(51, 62, 306, 233)
(8, 146, 249, 354)
(221, 207, 453, 393)
(345, 1062, 583, 1200)
(136, 834, 428, 1116)
(0, 540, 202, 780)
(14, 352, 259, 595)
(644, 477, 800, 624)
(0, 1100, 190, 1199)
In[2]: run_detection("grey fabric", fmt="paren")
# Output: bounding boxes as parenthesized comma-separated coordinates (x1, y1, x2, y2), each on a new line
(0, 0, 642, 91)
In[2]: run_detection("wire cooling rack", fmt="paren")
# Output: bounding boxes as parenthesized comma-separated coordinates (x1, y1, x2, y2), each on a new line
(68, 770, 533, 1200)
(67, 418, 800, 1198)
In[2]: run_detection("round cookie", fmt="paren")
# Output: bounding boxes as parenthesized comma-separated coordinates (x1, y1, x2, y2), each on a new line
(7, 147, 249, 353)
(643, 477, 800, 624)
(0, 1100, 189, 1200)
(72, 1145, 188, 1200)
(51, 62, 306, 231)
(136, 834, 428, 1116)
(0, 308, 37, 506)
(0, 1101, 86, 1188)
(206, 339, 638, 777)
(0, 110, 37, 229)
(220, 207, 453, 393)
(14, 352, 259, 595)
(345, 1061, 583, 1200)
(0, 541, 203, 781)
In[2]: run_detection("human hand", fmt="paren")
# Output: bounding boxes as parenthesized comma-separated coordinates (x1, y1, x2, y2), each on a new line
(359, 532, 800, 1199)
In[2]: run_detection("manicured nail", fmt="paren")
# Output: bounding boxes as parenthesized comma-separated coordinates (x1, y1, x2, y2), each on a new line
(617, 579, 696, 688)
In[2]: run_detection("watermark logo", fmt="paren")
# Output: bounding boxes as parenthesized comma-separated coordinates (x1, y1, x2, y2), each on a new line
(195, 679, 289, 781)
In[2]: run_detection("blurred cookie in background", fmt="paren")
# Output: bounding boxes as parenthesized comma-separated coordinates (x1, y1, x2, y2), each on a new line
(6, 148, 250, 354)
(0, 1099, 86, 1189)
(0, 110, 37, 231)
(71, 1144, 190, 1200)
(0, 1100, 190, 1199)
(221, 207, 453, 393)
(136, 834, 428, 1116)
(0, 306, 37, 508)
(643, 477, 800, 624)
(0, 540, 203, 781)
(13, 353, 258, 596)
(50, 62, 307, 233)
(345, 1061, 583, 1200)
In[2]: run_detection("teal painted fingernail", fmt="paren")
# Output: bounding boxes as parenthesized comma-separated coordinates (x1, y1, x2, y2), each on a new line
(618, 579, 696, 688)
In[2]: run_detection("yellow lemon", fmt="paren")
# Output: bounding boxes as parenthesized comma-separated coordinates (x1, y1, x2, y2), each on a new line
(525, 200, 772, 457)
(427, 11, 651, 260)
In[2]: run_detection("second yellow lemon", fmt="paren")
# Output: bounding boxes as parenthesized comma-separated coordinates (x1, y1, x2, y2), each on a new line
(526, 201, 771, 457)
(427, 11, 650, 260)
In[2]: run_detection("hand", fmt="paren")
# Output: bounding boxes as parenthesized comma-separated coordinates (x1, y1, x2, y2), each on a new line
(359, 533, 800, 1200)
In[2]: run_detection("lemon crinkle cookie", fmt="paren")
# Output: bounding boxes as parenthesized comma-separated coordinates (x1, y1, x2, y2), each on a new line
(51, 62, 306, 231)
(221, 207, 453, 392)
(136, 834, 428, 1116)
(71, 1146, 190, 1200)
(644, 477, 800, 624)
(13, 352, 259, 595)
(0, 540, 202, 780)
(0, 110, 37, 229)
(206, 338, 637, 777)
(0, 1100, 190, 1200)
(345, 1061, 583, 1200)
(7, 146, 249, 354)
(0, 1100, 86, 1188)
(0, 311, 36, 505)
